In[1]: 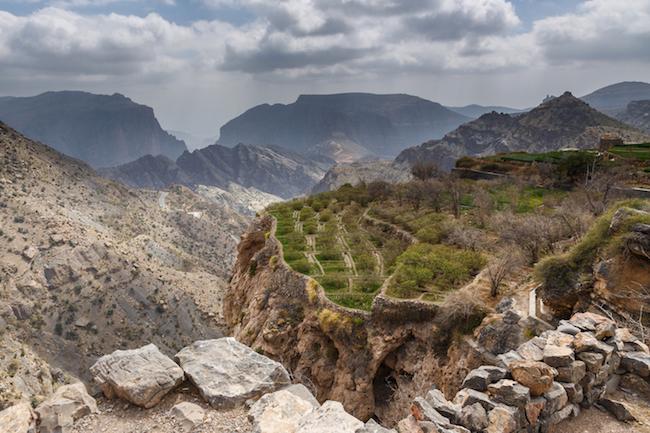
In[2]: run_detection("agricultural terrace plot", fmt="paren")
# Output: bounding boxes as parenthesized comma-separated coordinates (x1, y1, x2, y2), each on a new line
(269, 197, 394, 311)
(610, 142, 650, 161)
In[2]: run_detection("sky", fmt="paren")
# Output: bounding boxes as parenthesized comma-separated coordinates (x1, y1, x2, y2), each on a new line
(0, 0, 648, 138)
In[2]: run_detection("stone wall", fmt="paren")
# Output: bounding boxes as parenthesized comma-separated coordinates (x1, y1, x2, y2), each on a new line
(396, 311, 650, 433)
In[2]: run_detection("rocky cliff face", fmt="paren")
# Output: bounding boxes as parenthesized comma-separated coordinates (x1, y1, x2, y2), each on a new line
(311, 160, 414, 193)
(102, 143, 328, 199)
(224, 216, 484, 423)
(617, 100, 650, 133)
(0, 91, 187, 168)
(218, 93, 470, 161)
(396, 92, 650, 170)
(0, 122, 247, 409)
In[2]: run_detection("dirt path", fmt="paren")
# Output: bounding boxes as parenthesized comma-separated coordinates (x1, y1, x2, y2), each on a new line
(158, 191, 169, 211)
(373, 250, 384, 277)
(305, 252, 325, 275)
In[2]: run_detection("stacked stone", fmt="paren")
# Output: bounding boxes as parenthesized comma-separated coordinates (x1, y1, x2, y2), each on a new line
(398, 312, 649, 433)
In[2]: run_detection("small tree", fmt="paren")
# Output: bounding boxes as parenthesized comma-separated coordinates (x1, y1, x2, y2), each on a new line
(486, 248, 524, 297)
(411, 161, 440, 181)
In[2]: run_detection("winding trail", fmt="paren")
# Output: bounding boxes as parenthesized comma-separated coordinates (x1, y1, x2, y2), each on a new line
(158, 191, 169, 211)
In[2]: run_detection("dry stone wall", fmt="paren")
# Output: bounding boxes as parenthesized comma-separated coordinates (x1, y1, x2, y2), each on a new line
(396, 311, 649, 433)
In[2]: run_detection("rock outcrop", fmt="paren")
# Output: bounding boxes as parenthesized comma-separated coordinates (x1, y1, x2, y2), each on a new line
(90, 344, 185, 408)
(224, 216, 484, 422)
(174, 338, 291, 408)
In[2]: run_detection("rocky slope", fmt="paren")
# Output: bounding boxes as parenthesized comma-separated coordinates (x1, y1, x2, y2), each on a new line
(0, 91, 187, 168)
(102, 143, 328, 199)
(311, 160, 414, 193)
(396, 92, 650, 170)
(0, 122, 248, 409)
(581, 81, 650, 114)
(617, 100, 650, 134)
(218, 93, 470, 161)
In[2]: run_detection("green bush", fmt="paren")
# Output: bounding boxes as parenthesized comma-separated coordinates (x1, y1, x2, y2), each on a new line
(319, 275, 348, 292)
(289, 259, 312, 274)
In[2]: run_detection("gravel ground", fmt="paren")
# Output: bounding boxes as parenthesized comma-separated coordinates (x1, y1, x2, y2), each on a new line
(70, 387, 252, 433)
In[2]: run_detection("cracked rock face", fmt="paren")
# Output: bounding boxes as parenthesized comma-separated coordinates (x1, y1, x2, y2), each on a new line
(90, 344, 185, 408)
(0, 402, 36, 433)
(175, 338, 291, 409)
(35, 383, 98, 433)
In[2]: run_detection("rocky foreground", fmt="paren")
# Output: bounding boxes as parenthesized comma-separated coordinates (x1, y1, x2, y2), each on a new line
(2, 310, 650, 433)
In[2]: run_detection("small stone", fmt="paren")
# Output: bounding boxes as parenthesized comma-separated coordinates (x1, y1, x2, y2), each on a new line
(573, 332, 614, 356)
(542, 382, 568, 416)
(557, 320, 580, 336)
(396, 415, 423, 433)
(577, 352, 604, 373)
(556, 360, 586, 383)
(540, 404, 575, 432)
(22, 246, 38, 260)
(496, 351, 523, 369)
(525, 397, 546, 426)
(487, 380, 530, 408)
(424, 389, 460, 423)
(486, 405, 518, 433)
(461, 366, 508, 392)
(171, 402, 205, 432)
(597, 398, 637, 422)
(543, 345, 574, 367)
(510, 360, 557, 396)
(411, 397, 451, 427)
(595, 322, 616, 340)
(516, 339, 544, 362)
(453, 389, 496, 412)
(569, 312, 614, 332)
(560, 382, 583, 404)
(458, 403, 488, 432)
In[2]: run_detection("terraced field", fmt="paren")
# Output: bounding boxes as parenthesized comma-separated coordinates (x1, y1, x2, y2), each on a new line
(268, 188, 485, 310)
(269, 200, 406, 310)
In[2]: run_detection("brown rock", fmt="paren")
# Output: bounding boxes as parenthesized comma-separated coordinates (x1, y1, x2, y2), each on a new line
(577, 352, 604, 373)
(556, 360, 586, 383)
(543, 345, 574, 367)
(0, 403, 36, 433)
(486, 405, 518, 433)
(525, 397, 546, 426)
(595, 322, 616, 340)
(510, 360, 557, 396)
(598, 398, 637, 422)
(397, 416, 424, 433)
(573, 332, 614, 356)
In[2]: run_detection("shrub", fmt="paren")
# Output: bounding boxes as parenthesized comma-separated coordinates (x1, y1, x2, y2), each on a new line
(290, 259, 311, 274)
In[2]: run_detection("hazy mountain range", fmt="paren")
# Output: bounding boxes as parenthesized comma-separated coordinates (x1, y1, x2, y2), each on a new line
(0, 91, 187, 168)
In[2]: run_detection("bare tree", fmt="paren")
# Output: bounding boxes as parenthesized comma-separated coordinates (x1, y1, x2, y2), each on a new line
(473, 186, 494, 228)
(411, 161, 441, 181)
(581, 166, 626, 215)
(486, 247, 524, 297)
(492, 212, 565, 264)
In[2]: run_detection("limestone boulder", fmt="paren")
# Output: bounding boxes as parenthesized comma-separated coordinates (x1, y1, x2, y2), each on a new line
(453, 389, 496, 412)
(577, 352, 604, 373)
(295, 401, 364, 433)
(248, 389, 315, 433)
(510, 360, 557, 396)
(573, 332, 614, 356)
(283, 384, 320, 409)
(611, 328, 649, 353)
(171, 402, 205, 432)
(568, 312, 614, 332)
(90, 344, 184, 408)
(0, 403, 36, 433)
(175, 338, 290, 408)
(35, 383, 98, 433)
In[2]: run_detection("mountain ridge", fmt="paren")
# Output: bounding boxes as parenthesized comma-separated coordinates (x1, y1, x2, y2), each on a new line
(0, 91, 187, 168)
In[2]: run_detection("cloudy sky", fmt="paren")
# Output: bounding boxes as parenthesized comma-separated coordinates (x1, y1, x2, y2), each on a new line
(0, 0, 648, 138)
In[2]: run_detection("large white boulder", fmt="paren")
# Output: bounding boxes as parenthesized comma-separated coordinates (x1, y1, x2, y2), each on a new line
(175, 338, 290, 408)
(249, 389, 315, 433)
(0, 403, 36, 433)
(35, 382, 98, 433)
(296, 401, 364, 433)
(90, 343, 184, 408)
